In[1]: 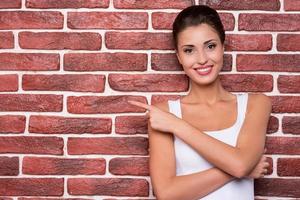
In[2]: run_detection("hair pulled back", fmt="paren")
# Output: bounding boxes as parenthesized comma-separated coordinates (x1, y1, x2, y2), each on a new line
(172, 5, 225, 49)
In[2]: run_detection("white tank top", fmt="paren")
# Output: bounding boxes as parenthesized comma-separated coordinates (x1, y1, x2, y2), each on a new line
(168, 93, 254, 200)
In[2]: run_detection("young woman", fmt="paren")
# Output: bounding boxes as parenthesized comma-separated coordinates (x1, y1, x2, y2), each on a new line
(129, 5, 271, 200)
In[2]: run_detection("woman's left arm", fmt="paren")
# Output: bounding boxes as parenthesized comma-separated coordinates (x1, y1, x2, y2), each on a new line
(173, 94, 272, 178)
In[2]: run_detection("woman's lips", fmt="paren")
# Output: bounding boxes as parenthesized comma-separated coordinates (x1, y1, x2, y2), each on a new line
(194, 65, 213, 76)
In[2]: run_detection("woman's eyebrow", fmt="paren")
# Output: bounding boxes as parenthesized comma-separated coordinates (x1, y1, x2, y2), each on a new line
(204, 39, 216, 45)
(180, 44, 194, 48)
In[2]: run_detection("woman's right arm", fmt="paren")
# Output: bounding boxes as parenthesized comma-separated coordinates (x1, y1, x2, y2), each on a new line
(149, 123, 234, 200)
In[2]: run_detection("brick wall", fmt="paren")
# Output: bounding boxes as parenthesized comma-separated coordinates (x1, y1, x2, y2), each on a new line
(0, 0, 299, 199)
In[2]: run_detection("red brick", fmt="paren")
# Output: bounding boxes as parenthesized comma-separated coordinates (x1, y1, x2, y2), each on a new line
(23, 157, 106, 175)
(0, 53, 59, 71)
(0, 94, 62, 112)
(278, 75, 300, 93)
(29, 116, 111, 134)
(255, 178, 300, 197)
(105, 32, 174, 50)
(220, 74, 273, 92)
(270, 96, 300, 113)
(284, 0, 300, 11)
(225, 34, 272, 51)
(0, 115, 25, 134)
(236, 54, 300, 72)
(115, 116, 148, 135)
(109, 157, 149, 176)
(151, 95, 181, 104)
(108, 74, 189, 92)
(67, 95, 147, 114)
(0, 157, 19, 176)
(19, 32, 101, 50)
(0, 197, 12, 200)
(68, 178, 149, 196)
(68, 12, 147, 30)
(151, 54, 232, 71)
(114, 0, 192, 9)
(0, 178, 63, 196)
(0, 11, 63, 29)
(239, 14, 300, 31)
(19, 198, 93, 200)
(266, 157, 273, 175)
(152, 12, 234, 31)
(199, 0, 280, 10)
(267, 116, 279, 134)
(282, 116, 300, 135)
(26, 0, 109, 8)
(0, 0, 21, 8)
(0, 136, 63, 155)
(64, 53, 147, 71)
(68, 137, 148, 155)
(265, 137, 300, 155)
(0, 32, 14, 49)
(22, 74, 105, 92)
(0, 75, 18, 92)
(278, 158, 300, 176)
(277, 34, 300, 51)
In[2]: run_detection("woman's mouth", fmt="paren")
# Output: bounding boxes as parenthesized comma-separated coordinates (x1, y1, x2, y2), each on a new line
(194, 65, 213, 76)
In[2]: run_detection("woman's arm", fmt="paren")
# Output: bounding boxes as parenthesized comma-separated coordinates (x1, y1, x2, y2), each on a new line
(149, 122, 234, 200)
(172, 94, 272, 178)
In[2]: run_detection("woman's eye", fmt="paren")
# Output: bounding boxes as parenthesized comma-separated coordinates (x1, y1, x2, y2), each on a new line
(183, 48, 193, 54)
(207, 43, 216, 50)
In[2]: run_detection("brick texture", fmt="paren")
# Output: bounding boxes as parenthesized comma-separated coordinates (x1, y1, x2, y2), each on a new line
(0, 1, 298, 199)
(0, 75, 18, 91)
(0, 115, 25, 134)
(0, 136, 63, 155)
(23, 157, 106, 175)
(68, 12, 148, 30)
(0, 157, 19, 176)
(29, 116, 112, 134)
(282, 116, 300, 135)
(0, 11, 63, 29)
(22, 74, 105, 92)
(64, 53, 147, 71)
(68, 137, 148, 155)
(19, 32, 101, 50)
(26, 0, 109, 9)
(0, 178, 64, 196)
(68, 178, 149, 196)
(108, 74, 189, 92)
(0, 53, 59, 71)
(0, 32, 14, 49)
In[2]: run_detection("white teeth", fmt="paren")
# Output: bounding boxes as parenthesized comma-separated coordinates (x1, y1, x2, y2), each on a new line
(196, 68, 211, 72)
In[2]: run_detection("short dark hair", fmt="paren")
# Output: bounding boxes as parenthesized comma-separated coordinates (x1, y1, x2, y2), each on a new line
(172, 5, 225, 49)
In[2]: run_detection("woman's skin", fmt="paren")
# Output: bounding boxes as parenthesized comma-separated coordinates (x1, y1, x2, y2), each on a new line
(129, 23, 271, 200)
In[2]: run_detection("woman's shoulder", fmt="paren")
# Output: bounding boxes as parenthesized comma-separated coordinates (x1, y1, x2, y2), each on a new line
(246, 93, 272, 113)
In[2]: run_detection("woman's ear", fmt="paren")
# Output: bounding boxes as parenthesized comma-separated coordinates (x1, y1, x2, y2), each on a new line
(176, 50, 182, 64)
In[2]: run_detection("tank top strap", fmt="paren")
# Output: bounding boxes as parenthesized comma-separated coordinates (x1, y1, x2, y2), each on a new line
(237, 93, 249, 122)
(168, 99, 182, 118)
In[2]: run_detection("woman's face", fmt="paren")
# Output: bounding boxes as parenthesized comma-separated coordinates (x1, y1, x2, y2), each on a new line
(176, 23, 224, 86)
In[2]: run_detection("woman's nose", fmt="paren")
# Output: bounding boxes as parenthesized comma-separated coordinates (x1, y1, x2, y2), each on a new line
(197, 51, 208, 65)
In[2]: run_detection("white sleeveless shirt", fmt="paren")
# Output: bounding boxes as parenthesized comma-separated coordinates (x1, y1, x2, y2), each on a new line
(168, 93, 254, 200)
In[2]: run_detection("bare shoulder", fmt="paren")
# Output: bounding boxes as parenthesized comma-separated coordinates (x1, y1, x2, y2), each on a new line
(247, 93, 272, 113)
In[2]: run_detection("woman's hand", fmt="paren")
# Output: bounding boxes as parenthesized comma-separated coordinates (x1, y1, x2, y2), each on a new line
(246, 153, 270, 179)
(128, 100, 182, 133)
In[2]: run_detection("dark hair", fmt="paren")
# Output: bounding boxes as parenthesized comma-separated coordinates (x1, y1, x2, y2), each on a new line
(172, 5, 225, 48)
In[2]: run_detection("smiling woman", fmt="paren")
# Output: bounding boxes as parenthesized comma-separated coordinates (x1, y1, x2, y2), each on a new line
(129, 5, 271, 200)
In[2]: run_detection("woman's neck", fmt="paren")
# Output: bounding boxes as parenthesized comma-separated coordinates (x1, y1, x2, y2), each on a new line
(183, 78, 231, 105)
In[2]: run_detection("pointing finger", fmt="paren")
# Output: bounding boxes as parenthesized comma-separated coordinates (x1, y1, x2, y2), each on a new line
(128, 100, 152, 110)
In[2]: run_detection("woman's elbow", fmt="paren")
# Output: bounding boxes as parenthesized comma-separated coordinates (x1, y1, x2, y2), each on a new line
(231, 161, 250, 179)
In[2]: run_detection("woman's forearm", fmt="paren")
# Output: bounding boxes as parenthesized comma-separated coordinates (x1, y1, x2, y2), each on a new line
(154, 167, 234, 200)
